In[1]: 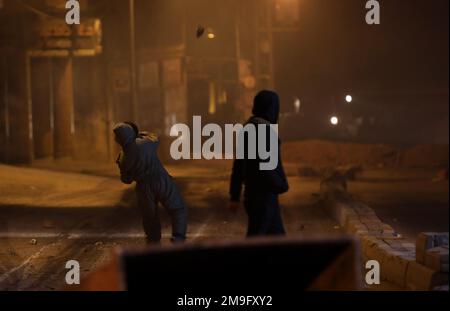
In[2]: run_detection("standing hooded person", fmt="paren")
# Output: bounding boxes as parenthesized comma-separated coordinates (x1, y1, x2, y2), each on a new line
(229, 90, 289, 236)
(113, 122, 187, 243)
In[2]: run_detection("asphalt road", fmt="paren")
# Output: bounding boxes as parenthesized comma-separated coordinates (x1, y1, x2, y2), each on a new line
(0, 162, 447, 291)
(0, 162, 343, 290)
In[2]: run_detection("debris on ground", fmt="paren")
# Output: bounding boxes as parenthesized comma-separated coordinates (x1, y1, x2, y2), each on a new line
(196, 25, 205, 38)
(321, 171, 348, 192)
(30, 239, 37, 245)
(42, 220, 54, 229)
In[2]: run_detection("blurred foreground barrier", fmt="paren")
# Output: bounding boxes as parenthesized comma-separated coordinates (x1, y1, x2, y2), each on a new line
(69, 237, 362, 291)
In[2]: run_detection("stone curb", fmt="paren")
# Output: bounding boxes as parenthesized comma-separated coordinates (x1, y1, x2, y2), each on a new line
(320, 179, 449, 290)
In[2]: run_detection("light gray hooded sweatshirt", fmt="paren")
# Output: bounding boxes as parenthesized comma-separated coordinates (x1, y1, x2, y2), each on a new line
(113, 123, 187, 241)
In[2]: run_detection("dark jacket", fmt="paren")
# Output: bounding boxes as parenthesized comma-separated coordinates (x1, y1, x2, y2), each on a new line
(229, 90, 289, 202)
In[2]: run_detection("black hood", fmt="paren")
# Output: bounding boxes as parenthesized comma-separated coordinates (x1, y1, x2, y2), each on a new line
(252, 90, 280, 124)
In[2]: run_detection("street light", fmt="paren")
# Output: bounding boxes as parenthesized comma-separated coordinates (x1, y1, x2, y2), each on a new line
(294, 97, 301, 114)
(330, 116, 339, 126)
(345, 95, 353, 103)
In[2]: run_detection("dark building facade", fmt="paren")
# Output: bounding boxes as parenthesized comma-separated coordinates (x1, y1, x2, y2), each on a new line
(0, 0, 285, 163)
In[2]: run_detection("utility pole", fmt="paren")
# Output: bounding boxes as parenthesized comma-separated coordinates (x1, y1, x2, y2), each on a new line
(266, 0, 275, 89)
(129, 0, 138, 122)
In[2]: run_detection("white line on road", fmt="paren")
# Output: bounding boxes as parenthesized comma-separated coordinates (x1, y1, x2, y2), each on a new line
(192, 215, 215, 241)
(0, 242, 54, 285)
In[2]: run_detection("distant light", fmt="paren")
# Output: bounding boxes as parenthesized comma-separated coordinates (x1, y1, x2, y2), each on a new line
(207, 33, 215, 39)
(345, 95, 353, 103)
(330, 116, 339, 125)
(294, 98, 301, 114)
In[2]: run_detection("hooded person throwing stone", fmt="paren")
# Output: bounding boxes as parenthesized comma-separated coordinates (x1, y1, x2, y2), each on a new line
(113, 122, 187, 244)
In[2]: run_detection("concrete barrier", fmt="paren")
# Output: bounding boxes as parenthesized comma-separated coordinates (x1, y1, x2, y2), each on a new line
(72, 237, 363, 291)
(320, 175, 449, 290)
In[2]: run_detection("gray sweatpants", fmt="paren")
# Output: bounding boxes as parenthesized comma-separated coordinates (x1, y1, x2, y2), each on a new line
(135, 177, 187, 243)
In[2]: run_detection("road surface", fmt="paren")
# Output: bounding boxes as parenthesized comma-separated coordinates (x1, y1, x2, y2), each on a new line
(0, 162, 342, 290)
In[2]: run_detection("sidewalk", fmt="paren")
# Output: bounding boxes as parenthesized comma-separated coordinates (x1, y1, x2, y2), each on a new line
(0, 164, 130, 209)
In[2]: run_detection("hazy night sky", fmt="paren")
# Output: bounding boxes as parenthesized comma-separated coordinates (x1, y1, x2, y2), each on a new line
(274, 0, 449, 108)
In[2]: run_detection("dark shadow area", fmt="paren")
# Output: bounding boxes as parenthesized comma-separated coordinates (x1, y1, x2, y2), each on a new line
(373, 203, 449, 240)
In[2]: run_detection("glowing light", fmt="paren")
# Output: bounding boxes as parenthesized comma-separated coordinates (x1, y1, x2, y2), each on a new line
(330, 116, 339, 125)
(345, 95, 353, 103)
(294, 98, 301, 114)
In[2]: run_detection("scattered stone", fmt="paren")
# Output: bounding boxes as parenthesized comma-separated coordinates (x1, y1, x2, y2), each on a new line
(30, 239, 37, 245)
(94, 241, 103, 247)
(196, 25, 205, 38)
